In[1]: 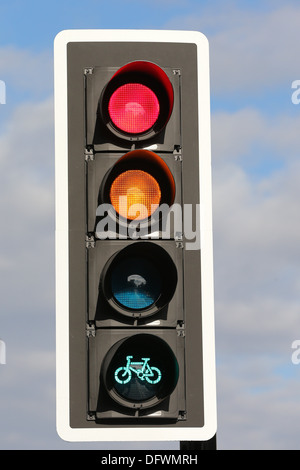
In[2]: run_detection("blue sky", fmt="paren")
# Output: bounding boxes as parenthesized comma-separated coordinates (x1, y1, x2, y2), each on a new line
(1, 0, 300, 450)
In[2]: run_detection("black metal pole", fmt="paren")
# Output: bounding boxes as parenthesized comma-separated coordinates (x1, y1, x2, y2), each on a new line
(180, 434, 217, 450)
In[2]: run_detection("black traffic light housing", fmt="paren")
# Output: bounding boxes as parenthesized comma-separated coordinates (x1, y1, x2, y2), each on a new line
(89, 329, 185, 421)
(55, 29, 216, 443)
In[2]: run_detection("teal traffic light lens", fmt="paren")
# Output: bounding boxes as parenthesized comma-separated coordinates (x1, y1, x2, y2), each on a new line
(111, 256, 162, 310)
(104, 334, 179, 406)
(114, 354, 162, 402)
(101, 242, 178, 318)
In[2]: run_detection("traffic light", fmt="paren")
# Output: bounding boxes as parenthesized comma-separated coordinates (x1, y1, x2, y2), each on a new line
(55, 30, 216, 443)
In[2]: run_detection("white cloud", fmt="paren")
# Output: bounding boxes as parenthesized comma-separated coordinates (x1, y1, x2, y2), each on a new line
(0, 94, 58, 450)
(210, 103, 300, 448)
(165, 2, 300, 93)
(212, 107, 300, 307)
(0, 97, 54, 318)
(216, 356, 300, 449)
(211, 5, 300, 92)
(0, 46, 53, 96)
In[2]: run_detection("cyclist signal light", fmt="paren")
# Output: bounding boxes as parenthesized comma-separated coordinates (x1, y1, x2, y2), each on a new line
(102, 334, 179, 409)
(55, 29, 216, 444)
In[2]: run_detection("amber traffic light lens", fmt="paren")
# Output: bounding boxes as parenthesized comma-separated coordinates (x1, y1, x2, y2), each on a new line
(110, 169, 161, 220)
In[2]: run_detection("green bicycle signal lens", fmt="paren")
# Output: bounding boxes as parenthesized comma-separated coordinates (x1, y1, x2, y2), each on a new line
(114, 355, 162, 385)
(103, 334, 179, 408)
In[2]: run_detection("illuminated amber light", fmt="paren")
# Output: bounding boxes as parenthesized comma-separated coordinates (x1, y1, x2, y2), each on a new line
(110, 170, 161, 220)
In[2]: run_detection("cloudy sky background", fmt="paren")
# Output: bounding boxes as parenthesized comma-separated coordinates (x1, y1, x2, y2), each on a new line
(1, 0, 300, 450)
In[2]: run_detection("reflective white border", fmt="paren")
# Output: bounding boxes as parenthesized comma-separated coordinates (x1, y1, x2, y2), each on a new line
(54, 29, 216, 442)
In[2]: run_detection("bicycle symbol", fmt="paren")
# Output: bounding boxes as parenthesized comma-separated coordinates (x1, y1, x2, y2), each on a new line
(114, 355, 162, 385)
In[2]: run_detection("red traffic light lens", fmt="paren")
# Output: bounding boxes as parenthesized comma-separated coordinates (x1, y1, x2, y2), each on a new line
(101, 61, 174, 140)
(108, 83, 160, 134)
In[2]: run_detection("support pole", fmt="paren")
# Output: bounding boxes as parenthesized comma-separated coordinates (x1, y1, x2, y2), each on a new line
(180, 434, 217, 450)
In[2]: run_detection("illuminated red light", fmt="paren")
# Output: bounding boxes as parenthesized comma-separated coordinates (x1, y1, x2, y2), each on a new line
(108, 83, 160, 134)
